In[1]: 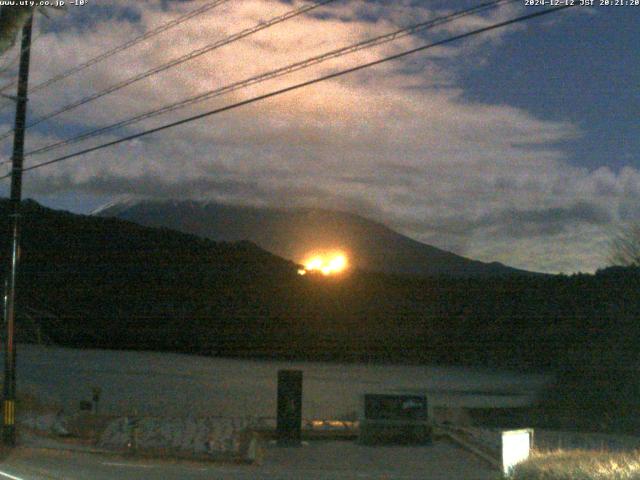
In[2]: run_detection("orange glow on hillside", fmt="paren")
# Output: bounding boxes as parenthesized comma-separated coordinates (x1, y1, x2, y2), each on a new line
(298, 252, 349, 276)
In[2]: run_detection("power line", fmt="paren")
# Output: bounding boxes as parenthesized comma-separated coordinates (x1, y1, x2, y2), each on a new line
(25, 0, 515, 158)
(0, 0, 337, 142)
(0, 4, 576, 180)
(0, 0, 232, 96)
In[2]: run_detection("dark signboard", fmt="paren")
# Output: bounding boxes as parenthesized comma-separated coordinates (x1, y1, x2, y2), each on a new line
(360, 394, 431, 445)
(364, 394, 428, 421)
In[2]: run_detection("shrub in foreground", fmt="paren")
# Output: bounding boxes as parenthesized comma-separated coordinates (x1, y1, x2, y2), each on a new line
(509, 449, 640, 480)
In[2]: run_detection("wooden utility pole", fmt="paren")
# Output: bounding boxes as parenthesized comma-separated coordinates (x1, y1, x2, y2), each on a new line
(3, 12, 33, 447)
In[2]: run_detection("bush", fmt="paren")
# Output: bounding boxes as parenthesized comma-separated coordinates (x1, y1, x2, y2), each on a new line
(534, 308, 640, 434)
(509, 450, 640, 480)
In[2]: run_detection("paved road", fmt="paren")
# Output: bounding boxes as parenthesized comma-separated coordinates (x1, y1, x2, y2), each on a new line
(0, 441, 497, 480)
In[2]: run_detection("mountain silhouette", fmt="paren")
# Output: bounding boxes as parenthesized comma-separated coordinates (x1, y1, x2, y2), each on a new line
(95, 199, 534, 277)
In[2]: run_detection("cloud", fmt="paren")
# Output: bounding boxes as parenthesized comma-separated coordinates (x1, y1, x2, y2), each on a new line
(0, 0, 637, 274)
(476, 201, 612, 238)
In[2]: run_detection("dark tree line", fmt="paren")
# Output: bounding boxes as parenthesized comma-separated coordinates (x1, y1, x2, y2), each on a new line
(1, 200, 637, 374)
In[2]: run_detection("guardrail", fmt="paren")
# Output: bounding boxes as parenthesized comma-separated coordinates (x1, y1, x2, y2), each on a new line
(438, 424, 533, 475)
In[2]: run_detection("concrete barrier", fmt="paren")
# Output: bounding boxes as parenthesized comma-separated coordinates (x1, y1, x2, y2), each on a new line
(97, 416, 260, 462)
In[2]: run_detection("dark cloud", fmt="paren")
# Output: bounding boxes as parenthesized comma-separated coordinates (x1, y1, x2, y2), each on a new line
(40, 2, 142, 35)
(477, 201, 612, 239)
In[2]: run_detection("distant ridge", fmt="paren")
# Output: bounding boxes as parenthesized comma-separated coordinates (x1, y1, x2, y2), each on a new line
(96, 199, 536, 277)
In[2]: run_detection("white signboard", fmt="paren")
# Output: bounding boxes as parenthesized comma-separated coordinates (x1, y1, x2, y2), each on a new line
(501, 429, 532, 475)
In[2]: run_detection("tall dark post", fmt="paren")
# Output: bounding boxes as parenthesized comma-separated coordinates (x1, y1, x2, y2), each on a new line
(3, 13, 33, 447)
(276, 370, 303, 446)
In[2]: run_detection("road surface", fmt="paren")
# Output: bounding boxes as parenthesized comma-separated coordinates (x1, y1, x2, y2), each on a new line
(0, 440, 497, 480)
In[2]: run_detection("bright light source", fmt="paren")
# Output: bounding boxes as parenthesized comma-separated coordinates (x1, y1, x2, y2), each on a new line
(502, 429, 533, 475)
(299, 252, 349, 276)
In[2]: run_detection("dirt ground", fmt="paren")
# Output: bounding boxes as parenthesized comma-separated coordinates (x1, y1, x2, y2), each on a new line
(259, 439, 499, 480)
(0, 438, 500, 480)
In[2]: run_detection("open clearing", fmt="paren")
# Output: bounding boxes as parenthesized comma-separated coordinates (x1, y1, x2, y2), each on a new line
(13, 344, 548, 419)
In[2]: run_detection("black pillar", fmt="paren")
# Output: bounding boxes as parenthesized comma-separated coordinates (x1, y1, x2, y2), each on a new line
(277, 369, 302, 446)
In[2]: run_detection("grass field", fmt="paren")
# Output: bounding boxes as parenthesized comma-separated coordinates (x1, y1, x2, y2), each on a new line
(509, 449, 640, 479)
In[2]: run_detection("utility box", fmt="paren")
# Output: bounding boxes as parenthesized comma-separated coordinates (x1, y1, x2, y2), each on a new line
(277, 370, 303, 446)
(359, 394, 432, 445)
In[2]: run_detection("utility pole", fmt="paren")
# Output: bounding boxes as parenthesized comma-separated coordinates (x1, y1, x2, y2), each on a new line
(3, 12, 33, 447)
